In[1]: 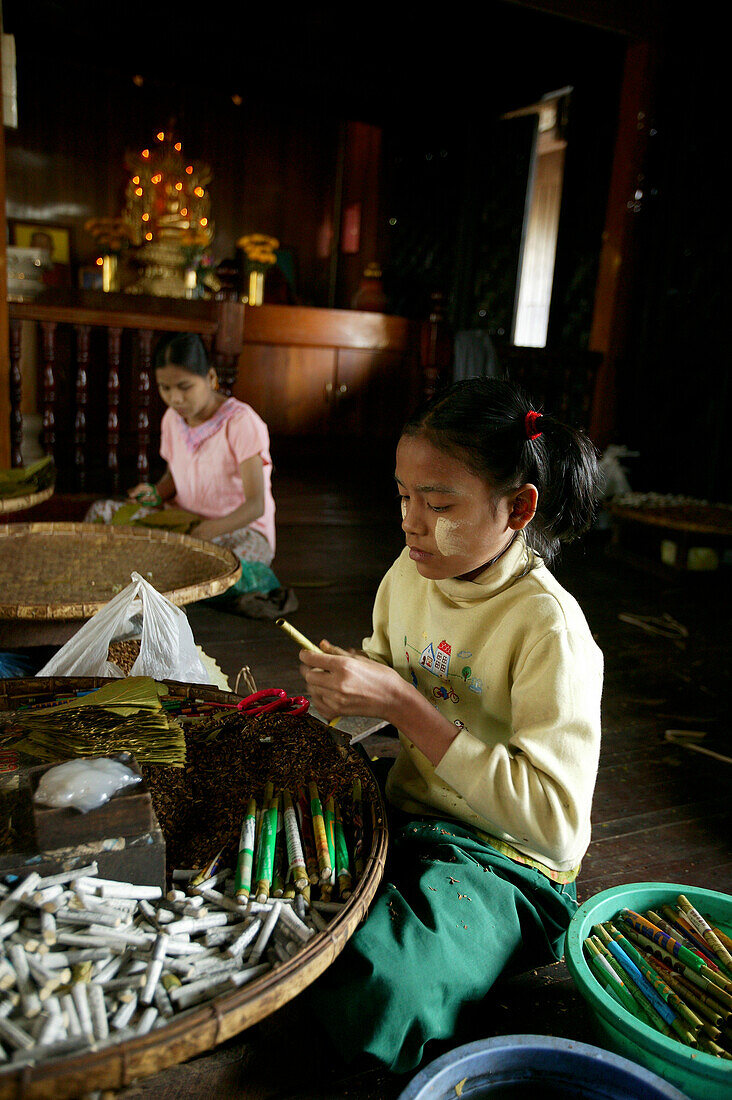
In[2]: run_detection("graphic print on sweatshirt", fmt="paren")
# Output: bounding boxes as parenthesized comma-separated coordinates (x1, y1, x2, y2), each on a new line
(419, 639, 451, 678)
(405, 630, 485, 700)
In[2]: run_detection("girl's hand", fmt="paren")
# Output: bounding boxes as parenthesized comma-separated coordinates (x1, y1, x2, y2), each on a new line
(127, 482, 158, 503)
(299, 647, 406, 724)
(190, 519, 223, 541)
(318, 638, 369, 659)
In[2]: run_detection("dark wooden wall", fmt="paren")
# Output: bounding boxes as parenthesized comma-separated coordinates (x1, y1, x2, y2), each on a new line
(3, 53, 344, 306)
(4, 3, 725, 502)
(610, 24, 728, 501)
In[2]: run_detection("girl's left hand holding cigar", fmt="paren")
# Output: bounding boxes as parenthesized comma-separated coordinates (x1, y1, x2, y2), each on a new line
(300, 646, 460, 766)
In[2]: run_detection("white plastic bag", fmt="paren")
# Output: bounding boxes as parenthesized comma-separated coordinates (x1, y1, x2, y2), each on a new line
(34, 758, 141, 813)
(598, 444, 639, 500)
(37, 571, 212, 684)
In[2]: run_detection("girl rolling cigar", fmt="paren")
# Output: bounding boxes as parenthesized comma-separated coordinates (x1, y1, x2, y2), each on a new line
(86, 333, 293, 614)
(300, 377, 603, 1072)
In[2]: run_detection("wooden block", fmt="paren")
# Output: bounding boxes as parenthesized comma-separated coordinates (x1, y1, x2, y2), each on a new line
(0, 823, 166, 890)
(30, 752, 153, 850)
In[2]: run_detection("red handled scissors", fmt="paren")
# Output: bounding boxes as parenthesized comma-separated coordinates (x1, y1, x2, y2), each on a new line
(205, 688, 309, 717)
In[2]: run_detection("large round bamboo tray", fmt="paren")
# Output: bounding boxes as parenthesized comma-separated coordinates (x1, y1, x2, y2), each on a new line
(0, 486, 54, 515)
(0, 523, 242, 619)
(0, 677, 389, 1100)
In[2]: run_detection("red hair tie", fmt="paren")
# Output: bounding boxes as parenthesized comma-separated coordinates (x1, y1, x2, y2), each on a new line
(524, 411, 543, 441)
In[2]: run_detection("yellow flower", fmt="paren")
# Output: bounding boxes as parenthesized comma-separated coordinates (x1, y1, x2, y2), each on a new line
(237, 233, 279, 253)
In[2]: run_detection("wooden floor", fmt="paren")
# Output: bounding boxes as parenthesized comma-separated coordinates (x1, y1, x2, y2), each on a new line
(9, 458, 731, 1098)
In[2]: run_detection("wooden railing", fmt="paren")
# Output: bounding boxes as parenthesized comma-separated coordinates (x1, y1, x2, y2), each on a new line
(5, 285, 602, 498)
(7, 290, 244, 491)
(7, 290, 454, 489)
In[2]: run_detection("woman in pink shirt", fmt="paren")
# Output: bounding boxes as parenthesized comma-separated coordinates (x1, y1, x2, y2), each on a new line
(86, 334, 281, 609)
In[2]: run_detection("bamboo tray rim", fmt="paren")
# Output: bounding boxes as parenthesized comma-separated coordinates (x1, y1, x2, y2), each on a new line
(608, 501, 732, 536)
(0, 676, 389, 1100)
(0, 485, 54, 514)
(0, 523, 242, 619)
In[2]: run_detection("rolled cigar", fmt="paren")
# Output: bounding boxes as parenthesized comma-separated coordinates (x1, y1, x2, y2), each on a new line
(111, 992, 138, 1030)
(0, 873, 42, 923)
(296, 789, 320, 885)
(153, 983, 174, 1019)
(334, 800, 352, 899)
(225, 918, 261, 959)
(678, 895, 732, 974)
(136, 1006, 158, 1035)
(275, 618, 322, 654)
(0, 1016, 35, 1052)
(234, 799, 257, 902)
(86, 982, 109, 1041)
(164, 913, 231, 936)
(71, 982, 94, 1038)
(227, 962, 270, 988)
(36, 1010, 65, 1048)
(74, 877, 162, 901)
(37, 864, 98, 889)
(307, 783, 332, 882)
(60, 993, 82, 1038)
(282, 790, 309, 891)
(249, 902, 281, 964)
(190, 888, 245, 915)
(141, 934, 169, 1005)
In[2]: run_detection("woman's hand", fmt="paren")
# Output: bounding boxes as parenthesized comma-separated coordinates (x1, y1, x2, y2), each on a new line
(299, 646, 407, 724)
(190, 519, 224, 541)
(127, 482, 158, 503)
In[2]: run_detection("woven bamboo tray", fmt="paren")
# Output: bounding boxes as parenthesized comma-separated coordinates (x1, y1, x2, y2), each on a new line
(0, 677, 389, 1100)
(0, 486, 54, 515)
(609, 500, 732, 536)
(0, 523, 242, 619)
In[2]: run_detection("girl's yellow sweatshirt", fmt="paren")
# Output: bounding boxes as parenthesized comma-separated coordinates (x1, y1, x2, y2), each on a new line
(363, 535, 603, 878)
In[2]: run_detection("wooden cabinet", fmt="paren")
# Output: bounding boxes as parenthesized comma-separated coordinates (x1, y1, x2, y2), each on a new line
(233, 305, 421, 444)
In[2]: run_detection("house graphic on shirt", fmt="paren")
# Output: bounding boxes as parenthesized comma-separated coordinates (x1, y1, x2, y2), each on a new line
(420, 640, 451, 679)
(434, 640, 451, 679)
(419, 643, 435, 672)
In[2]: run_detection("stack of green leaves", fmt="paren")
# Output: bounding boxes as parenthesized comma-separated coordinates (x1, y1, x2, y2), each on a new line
(108, 501, 200, 533)
(0, 456, 55, 498)
(11, 677, 186, 767)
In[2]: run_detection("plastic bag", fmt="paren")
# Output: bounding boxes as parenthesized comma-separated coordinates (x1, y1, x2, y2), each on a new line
(37, 571, 212, 683)
(34, 758, 141, 814)
(598, 444, 639, 500)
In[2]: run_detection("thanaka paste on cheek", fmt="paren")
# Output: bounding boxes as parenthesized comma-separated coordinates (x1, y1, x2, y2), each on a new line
(434, 516, 465, 556)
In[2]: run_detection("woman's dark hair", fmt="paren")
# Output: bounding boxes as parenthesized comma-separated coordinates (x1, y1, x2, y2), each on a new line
(154, 333, 210, 376)
(401, 377, 601, 564)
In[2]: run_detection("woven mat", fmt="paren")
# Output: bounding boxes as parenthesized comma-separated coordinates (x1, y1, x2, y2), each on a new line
(0, 522, 242, 619)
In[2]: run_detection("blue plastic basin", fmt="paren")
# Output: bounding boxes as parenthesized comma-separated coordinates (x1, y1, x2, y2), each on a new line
(398, 1034, 691, 1099)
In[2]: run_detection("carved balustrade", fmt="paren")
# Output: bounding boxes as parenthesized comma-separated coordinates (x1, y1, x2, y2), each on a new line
(7, 290, 244, 491)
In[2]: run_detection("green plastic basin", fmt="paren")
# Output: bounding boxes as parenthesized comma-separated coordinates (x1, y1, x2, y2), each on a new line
(566, 881, 732, 1100)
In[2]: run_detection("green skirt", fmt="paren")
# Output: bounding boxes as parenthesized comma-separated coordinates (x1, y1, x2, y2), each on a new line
(307, 815, 578, 1073)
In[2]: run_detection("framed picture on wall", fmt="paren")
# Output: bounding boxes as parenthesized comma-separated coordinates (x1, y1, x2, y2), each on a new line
(9, 221, 72, 287)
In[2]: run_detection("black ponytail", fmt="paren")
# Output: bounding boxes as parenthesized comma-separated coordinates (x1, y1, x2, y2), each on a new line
(401, 378, 601, 564)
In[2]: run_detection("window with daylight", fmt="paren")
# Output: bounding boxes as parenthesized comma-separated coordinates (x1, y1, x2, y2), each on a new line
(508, 89, 571, 349)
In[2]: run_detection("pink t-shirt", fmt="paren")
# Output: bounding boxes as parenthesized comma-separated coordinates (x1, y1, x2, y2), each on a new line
(159, 398, 276, 552)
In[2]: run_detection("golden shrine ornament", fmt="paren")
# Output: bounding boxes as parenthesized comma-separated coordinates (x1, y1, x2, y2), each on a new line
(124, 129, 214, 298)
